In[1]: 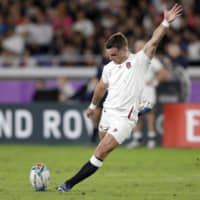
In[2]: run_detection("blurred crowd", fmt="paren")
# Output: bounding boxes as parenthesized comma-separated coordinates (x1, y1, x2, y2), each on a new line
(0, 0, 199, 68)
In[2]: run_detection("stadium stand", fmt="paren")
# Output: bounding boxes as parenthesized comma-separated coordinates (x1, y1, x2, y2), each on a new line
(0, 0, 199, 102)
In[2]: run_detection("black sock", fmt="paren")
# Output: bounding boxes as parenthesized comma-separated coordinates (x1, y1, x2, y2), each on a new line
(65, 160, 101, 188)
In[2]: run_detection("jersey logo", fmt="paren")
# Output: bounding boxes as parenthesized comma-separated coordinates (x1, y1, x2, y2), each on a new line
(126, 62, 132, 69)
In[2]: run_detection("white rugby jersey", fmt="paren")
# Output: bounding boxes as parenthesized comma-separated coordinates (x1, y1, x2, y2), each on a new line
(145, 57, 162, 85)
(140, 57, 162, 109)
(102, 50, 151, 119)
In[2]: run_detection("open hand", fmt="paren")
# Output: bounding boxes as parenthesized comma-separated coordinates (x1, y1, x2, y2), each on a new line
(164, 3, 183, 23)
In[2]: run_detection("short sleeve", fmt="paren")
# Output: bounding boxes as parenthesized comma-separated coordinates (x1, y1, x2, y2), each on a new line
(136, 50, 151, 63)
(135, 50, 151, 73)
(101, 65, 110, 84)
(151, 57, 162, 71)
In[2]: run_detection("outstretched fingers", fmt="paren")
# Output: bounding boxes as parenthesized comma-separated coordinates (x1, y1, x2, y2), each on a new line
(175, 5, 183, 16)
(171, 3, 183, 13)
(171, 3, 178, 12)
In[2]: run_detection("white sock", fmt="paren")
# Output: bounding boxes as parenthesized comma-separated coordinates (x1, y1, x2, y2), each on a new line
(133, 132, 142, 140)
(148, 131, 156, 138)
(90, 155, 103, 167)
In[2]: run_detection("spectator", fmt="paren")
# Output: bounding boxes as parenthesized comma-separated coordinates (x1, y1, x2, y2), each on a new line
(166, 42, 188, 68)
(187, 31, 200, 61)
(161, 56, 191, 102)
(163, 40, 190, 103)
(51, 2, 74, 40)
(126, 40, 168, 149)
(0, 0, 198, 68)
(0, 14, 8, 37)
(26, 9, 53, 54)
(2, 28, 25, 55)
(57, 77, 75, 102)
(73, 11, 94, 38)
(32, 79, 59, 102)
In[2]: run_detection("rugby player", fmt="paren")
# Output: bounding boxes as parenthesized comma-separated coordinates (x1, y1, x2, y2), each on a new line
(126, 40, 168, 149)
(57, 4, 182, 192)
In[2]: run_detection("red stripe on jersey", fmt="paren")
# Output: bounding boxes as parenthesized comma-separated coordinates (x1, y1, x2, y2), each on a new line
(128, 106, 134, 119)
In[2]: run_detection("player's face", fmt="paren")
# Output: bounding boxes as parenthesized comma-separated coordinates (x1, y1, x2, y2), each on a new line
(106, 47, 128, 64)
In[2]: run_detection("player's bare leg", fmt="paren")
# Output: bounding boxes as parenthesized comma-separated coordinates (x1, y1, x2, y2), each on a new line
(146, 109, 155, 132)
(126, 116, 143, 148)
(94, 133, 119, 160)
(58, 132, 119, 191)
(99, 131, 106, 141)
(146, 108, 156, 148)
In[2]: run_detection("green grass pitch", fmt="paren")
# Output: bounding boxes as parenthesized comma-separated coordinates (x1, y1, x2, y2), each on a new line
(0, 145, 200, 200)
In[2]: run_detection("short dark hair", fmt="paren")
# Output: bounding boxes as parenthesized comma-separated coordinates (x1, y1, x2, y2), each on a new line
(105, 32, 128, 49)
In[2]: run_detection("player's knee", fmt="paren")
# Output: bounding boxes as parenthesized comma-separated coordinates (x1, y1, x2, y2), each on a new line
(98, 131, 106, 140)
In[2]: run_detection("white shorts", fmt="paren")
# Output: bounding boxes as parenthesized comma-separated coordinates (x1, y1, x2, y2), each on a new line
(141, 86, 156, 106)
(98, 108, 137, 144)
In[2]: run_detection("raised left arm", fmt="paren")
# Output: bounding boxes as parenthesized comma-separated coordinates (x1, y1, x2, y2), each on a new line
(143, 4, 183, 59)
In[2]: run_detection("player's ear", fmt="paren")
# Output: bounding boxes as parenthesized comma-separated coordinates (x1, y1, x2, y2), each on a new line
(123, 47, 128, 55)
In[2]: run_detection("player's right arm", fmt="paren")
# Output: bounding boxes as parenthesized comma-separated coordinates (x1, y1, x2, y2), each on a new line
(86, 78, 108, 118)
(143, 4, 183, 59)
